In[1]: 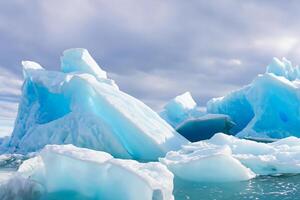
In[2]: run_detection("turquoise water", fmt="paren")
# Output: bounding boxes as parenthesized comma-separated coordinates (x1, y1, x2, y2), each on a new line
(1, 168, 300, 200)
(174, 175, 300, 200)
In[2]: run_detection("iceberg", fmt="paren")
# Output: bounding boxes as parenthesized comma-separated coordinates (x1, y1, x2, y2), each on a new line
(160, 92, 203, 128)
(3, 145, 174, 200)
(161, 133, 300, 182)
(161, 92, 235, 141)
(160, 135, 255, 182)
(209, 133, 300, 175)
(5, 48, 188, 160)
(207, 58, 300, 139)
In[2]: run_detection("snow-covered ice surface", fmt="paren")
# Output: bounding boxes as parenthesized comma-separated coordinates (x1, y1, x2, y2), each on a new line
(4, 48, 188, 161)
(1, 145, 174, 200)
(207, 58, 300, 139)
(161, 133, 300, 183)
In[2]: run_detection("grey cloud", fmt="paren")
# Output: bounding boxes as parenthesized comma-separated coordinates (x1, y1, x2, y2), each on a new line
(1, 0, 300, 111)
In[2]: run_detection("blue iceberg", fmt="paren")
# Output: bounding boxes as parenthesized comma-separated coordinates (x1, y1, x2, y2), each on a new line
(4, 48, 188, 160)
(160, 92, 203, 128)
(207, 58, 300, 139)
(176, 114, 235, 142)
(161, 92, 235, 141)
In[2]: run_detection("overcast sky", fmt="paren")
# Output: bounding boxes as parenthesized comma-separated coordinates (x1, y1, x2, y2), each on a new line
(1, 0, 300, 131)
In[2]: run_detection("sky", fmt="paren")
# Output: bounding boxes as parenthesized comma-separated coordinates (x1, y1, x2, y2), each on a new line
(1, 0, 300, 134)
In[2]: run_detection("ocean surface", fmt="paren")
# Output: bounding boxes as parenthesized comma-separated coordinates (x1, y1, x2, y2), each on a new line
(1, 167, 300, 200)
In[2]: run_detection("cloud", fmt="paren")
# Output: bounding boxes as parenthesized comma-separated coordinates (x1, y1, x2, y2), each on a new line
(0, 67, 22, 136)
(1, 0, 300, 113)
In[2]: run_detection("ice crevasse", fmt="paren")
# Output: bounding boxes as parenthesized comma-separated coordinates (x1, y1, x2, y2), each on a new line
(2, 144, 174, 200)
(3, 48, 188, 160)
(207, 57, 300, 139)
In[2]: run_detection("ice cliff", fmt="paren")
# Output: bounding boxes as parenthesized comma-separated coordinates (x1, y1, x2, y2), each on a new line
(4, 48, 188, 160)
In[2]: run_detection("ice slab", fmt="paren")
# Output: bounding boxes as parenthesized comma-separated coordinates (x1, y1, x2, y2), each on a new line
(15, 145, 174, 200)
(161, 133, 300, 181)
(160, 138, 255, 182)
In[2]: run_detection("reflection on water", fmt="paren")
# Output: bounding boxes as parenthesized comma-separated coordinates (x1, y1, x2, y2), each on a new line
(1, 168, 300, 200)
(174, 175, 300, 200)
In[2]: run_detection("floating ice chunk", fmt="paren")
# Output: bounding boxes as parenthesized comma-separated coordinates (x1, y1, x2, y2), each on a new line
(162, 133, 300, 181)
(16, 145, 174, 200)
(160, 92, 204, 128)
(176, 114, 235, 142)
(206, 133, 300, 175)
(6, 49, 188, 161)
(207, 58, 300, 139)
(160, 141, 255, 182)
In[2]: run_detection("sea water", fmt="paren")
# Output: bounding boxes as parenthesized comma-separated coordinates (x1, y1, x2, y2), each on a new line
(1, 167, 300, 200)
(174, 175, 300, 200)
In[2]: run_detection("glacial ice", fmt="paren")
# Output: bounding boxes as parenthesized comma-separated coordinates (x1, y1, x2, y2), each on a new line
(161, 92, 235, 141)
(160, 92, 202, 128)
(207, 58, 300, 139)
(210, 133, 300, 175)
(5, 48, 188, 160)
(6, 145, 174, 200)
(176, 114, 235, 142)
(266, 57, 300, 81)
(160, 135, 255, 182)
(161, 133, 300, 182)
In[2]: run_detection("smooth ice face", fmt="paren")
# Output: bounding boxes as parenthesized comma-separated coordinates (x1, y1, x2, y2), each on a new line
(176, 114, 235, 142)
(160, 92, 203, 128)
(207, 58, 300, 139)
(5, 49, 188, 160)
(160, 139, 255, 182)
(207, 86, 254, 134)
(13, 145, 174, 200)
